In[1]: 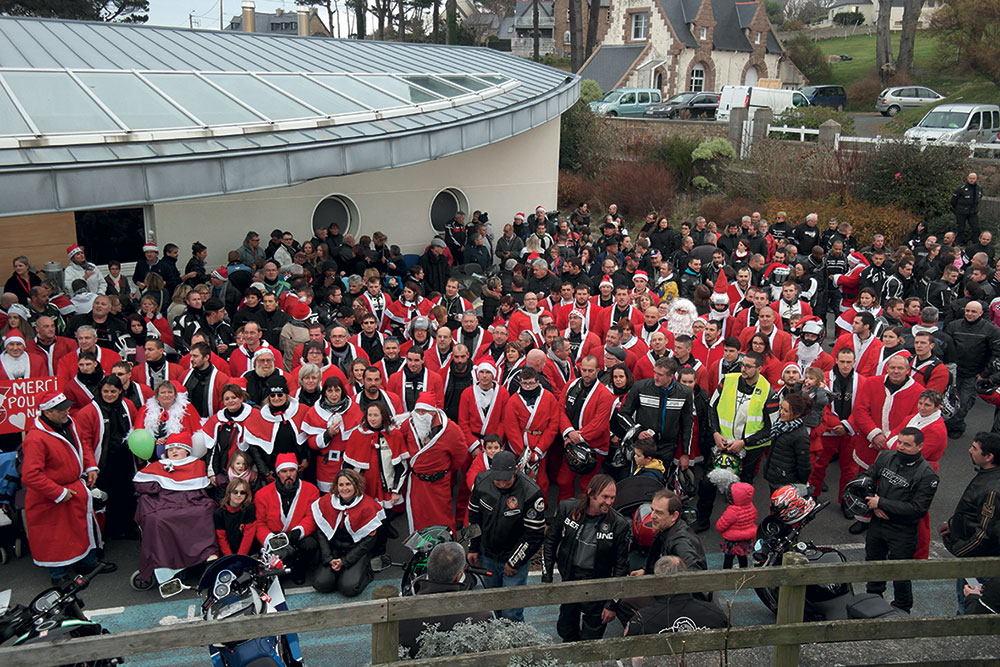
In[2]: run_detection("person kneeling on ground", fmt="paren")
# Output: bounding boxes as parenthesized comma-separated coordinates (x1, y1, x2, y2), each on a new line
(624, 556, 729, 634)
(310, 469, 384, 597)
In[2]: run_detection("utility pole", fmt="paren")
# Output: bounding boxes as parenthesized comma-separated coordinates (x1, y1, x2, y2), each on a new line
(220, 0, 224, 30)
(189, 11, 195, 28)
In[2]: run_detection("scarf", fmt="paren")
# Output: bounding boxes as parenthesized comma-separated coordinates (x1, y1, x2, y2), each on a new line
(227, 466, 253, 482)
(770, 417, 803, 439)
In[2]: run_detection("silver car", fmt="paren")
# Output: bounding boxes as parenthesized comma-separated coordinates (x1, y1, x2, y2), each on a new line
(876, 86, 944, 116)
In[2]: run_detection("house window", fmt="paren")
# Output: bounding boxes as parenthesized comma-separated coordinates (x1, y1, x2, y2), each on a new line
(631, 12, 649, 40)
(564, 30, 571, 44)
(690, 64, 705, 92)
(699, 26, 707, 40)
(755, 31, 761, 44)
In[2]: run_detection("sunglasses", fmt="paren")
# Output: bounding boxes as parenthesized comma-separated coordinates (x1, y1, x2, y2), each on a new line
(231, 490, 248, 496)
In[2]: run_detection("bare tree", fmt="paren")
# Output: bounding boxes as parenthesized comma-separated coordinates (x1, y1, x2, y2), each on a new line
(569, 0, 583, 70)
(895, 0, 924, 75)
(585, 0, 601, 58)
(875, 0, 895, 85)
(532, 0, 540, 61)
(432, 0, 440, 41)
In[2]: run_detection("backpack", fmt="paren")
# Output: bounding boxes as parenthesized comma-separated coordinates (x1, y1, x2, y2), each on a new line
(915, 358, 959, 420)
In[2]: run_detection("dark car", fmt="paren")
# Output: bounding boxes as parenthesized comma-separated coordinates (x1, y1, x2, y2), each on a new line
(799, 85, 847, 111)
(644, 91, 719, 119)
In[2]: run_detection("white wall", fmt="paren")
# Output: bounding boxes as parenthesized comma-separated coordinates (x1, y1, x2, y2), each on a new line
(153, 118, 561, 266)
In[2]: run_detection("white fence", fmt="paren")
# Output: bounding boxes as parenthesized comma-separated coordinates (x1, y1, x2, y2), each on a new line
(765, 124, 1000, 158)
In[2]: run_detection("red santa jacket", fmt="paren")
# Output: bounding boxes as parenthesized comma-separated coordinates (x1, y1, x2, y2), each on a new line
(201, 403, 258, 474)
(558, 378, 615, 456)
(22, 415, 100, 567)
(178, 350, 230, 374)
(352, 388, 405, 420)
(507, 307, 554, 345)
(598, 304, 644, 341)
(784, 343, 835, 373)
(182, 365, 231, 419)
(228, 342, 285, 378)
(342, 425, 409, 508)
(302, 399, 362, 487)
(832, 263, 866, 310)
(254, 479, 320, 543)
(727, 283, 751, 314)
(556, 301, 606, 335)
(56, 346, 120, 382)
(401, 413, 466, 533)
(387, 367, 444, 409)
(834, 304, 882, 338)
(357, 291, 393, 328)
(27, 336, 77, 376)
(453, 327, 493, 361)
(64, 376, 97, 416)
(850, 374, 922, 468)
(769, 299, 814, 328)
(692, 333, 725, 368)
(833, 333, 884, 378)
(503, 388, 560, 464)
(885, 410, 948, 471)
(0, 353, 46, 380)
(458, 382, 510, 451)
(563, 329, 603, 367)
(243, 400, 308, 457)
(739, 326, 793, 361)
(911, 356, 950, 394)
(423, 345, 453, 374)
(311, 492, 384, 543)
(131, 360, 185, 387)
(383, 297, 432, 331)
(75, 398, 137, 466)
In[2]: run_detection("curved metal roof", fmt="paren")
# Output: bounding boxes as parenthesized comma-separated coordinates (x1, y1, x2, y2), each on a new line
(0, 17, 579, 217)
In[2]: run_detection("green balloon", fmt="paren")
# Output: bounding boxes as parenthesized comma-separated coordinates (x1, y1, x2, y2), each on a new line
(128, 428, 155, 460)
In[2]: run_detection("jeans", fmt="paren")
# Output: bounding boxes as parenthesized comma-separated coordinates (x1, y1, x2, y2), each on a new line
(947, 372, 978, 430)
(49, 549, 99, 581)
(479, 555, 530, 622)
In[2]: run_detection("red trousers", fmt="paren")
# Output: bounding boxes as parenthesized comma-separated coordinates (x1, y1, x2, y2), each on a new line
(809, 434, 859, 502)
(554, 453, 605, 502)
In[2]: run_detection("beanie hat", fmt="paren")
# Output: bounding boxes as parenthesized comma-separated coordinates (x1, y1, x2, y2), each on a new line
(142, 243, 159, 254)
(164, 432, 193, 453)
(66, 245, 84, 259)
(275, 453, 298, 472)
(212, 266, 228, 281)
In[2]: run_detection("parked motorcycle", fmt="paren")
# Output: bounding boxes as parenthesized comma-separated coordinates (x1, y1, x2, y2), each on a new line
(752, 485, 854, 621)
(0, 562, 121, 665)
(371, 524, 489, 596)
(158, 534, 303, 667)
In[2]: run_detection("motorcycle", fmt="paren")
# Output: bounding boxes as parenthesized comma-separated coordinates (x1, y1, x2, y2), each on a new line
(751, 486, 854, 622)
(158, 534, 303, 667)
(371, 525, 490, 597)
(0, 562, 122, 666)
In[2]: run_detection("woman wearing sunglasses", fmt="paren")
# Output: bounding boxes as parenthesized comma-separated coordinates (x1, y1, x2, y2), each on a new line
(214, 478, 256, 556)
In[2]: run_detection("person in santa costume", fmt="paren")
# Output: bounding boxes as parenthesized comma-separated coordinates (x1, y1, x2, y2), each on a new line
(401, 392, 467, 534)
(253, 453, 320, 584)
(599, 286, 644, 340)
(563, 309, 603, 368)
(27, 315, 77, 376)
(388, 348, 445, 412)
(244, 376, 309, 480)
(848, 354, 922, 533)
(704, 272, 740, 338)
(131, 337, 185, 388)
(502, 367, 560, 498)
(0, 330, 45, 380)
(357, 275, 393, 331)
(785, 317, 833, 373)
(739, 306, 792, 360)
(135, 379, 201, 461)
(457, 361, 509, 521)
(874, 326, 909, 375)
(383, 281, 433, 334)
(201, 384, 257, 481)
(638, 305, 675, 347)
(302, 376, 362, 493)
(884, 389, 948, 559)
(343, 401, 410, 509)
(183, 341, 230, 422)
(454, 311, 493, 361)
(834, 287, 882, 339)
(557, 285, 605, 335)
(630, 270, 660, 306)
(355, 366, 405, 419)
(423, 326, 455, 373)
(132, 432, 218, 588)
(22, 391, 111, 584)
(310, 469, 384, 596)
(554, 355, 615, 501)
(770, 281, 813, 331)
(831, 251, 869, 316)
(507, 292, 553, 347)
(811, 347, 862, 506)
(833, 310, 884, 377)
(664, 297, 699, 338)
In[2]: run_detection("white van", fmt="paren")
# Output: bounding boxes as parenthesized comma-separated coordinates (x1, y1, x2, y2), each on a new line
(716, 86, 810, 123)
(903, 104, 1000, 144)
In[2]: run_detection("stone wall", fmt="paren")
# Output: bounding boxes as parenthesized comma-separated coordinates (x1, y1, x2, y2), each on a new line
(604, 117, 729, 143)
(775, 25, 875, 42)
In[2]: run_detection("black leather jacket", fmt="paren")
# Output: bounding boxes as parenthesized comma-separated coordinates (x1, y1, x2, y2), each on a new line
(468, 471, 546, 570)
(863, 450, 939, 528)
(542, 499, 631, 599)
(644, 519, 707, 572)
(945, 466, 1000, 557)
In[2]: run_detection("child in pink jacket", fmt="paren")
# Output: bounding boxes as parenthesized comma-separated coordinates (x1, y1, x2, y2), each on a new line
(715, 482, 758, 569)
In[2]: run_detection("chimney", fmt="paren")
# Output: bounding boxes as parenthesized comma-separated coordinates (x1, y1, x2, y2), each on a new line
(274, 7, 283, 16)
(297, 6, 309, 36)
(241, 1, 255, 33)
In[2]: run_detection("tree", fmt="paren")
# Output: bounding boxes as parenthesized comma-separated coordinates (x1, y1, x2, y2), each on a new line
(568, 0, 583, 71)
(786, 34, 833, 82)
(764, 0, 783, 24)
(296, 0, 336, 37)
(932, 0, 1000, 86)
(585, 0, 601, 58)
(446, 0, 456, 43)
(876, 0, 895, 85)
(0, 0, 148, 22)
(895, 0, 925, 75)
(532, 0, 540, 61)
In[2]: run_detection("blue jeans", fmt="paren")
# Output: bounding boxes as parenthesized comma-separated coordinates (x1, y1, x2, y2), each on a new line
(479, 555, 530, 622)
(48, 549, 98, 581)
(948, 372, 978, 429)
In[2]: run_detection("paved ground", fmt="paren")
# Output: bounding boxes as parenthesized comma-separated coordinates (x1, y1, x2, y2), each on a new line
(847, 112, 893, 137)
(1, 358, 997, 664)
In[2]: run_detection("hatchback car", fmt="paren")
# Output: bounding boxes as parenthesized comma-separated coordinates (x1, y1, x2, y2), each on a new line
(644, 91, 719, 119)
(875, 86, 944, 116)
(589, 88, 662, 117)
(903, 104, 1000, 144)
(799, 85, 846, 111)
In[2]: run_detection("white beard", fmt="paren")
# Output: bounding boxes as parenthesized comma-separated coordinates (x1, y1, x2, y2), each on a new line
(708, 308, 728, 322)
(667, 299, 698, 337)
(412, 412, 434, 441)
(797, 342, 821, 371)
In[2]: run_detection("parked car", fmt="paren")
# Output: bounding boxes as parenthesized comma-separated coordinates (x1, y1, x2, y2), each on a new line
(589, 88, 663, 117)
(799, 85, 846, 111)
(716, 86, 810, 123)
(643, 91, 719, 119)
(875, 86, 944, 116)
(903, 104, 1000, 144)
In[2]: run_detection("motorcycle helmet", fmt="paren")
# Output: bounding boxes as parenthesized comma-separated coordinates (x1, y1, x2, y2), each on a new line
(668, 466, 698, 501)
(842, 476, 877, 519)
(706, 449, 742, 492)
(770, 485, 816, 525)
(632, 502, 657, 547)
(564, 441, 597, 474)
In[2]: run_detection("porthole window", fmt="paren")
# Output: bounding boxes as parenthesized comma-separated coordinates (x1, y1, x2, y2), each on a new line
(312, 194, 360, 238)
(429, 187, 470, 233)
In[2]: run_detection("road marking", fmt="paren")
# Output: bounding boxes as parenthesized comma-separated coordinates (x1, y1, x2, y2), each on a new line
(87, 606, 125, 618)
(159, 605, 199, 626)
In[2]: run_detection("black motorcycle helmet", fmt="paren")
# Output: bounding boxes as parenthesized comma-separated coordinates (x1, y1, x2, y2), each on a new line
(842, 476, 877, 519)
(564, 441, 597, 474)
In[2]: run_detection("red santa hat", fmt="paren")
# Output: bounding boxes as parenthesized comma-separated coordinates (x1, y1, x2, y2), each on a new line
(632, 270, 649, 283)
(414, 392, 438, 411)
(599, 275, 614, 289)
(781, 362, 801, 379)
(275, 453, 298, 472)
(848, 251, 868, 267)
(801, 316, 824, 336)
(39, 390, 72, 411)
(164, 432, 193, 453)
(66, 244, 84, 259)
(474, 359, 497, 377)
(169, 379, 188, 394)
(711, 271, 730, 305)
(212, 266, 228, 281)
(567, 308, 585, 320)
(535, 205, 546, 212)
(3, 331, 25, 348)
(284, 297, 311, 321)
(514, 212, 525, 221)
(142, 243, 159, 254)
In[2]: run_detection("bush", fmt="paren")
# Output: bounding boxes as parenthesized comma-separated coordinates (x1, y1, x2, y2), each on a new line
(764, 197, 919, 246)
(592, 161, 677, 220)
(579, 78, 603, 105)
(559, 99, 607, 176)
(852, 140, 968, 219)
(783, 19, 805, 30)
(846, 72, 914, 112)
(774, 106, 856, 134)
(405, 618, 554, 660)
(692, 138, 736, 191)
(557, 169, 592, 210)
(646, 134, 700, 189)
(786, 34, 832, 83)
(833, 11, 865, 25)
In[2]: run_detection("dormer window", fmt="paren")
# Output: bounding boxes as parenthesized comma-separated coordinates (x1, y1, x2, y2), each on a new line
(755, 31, 761, 44)
(700, 26, 707, 40)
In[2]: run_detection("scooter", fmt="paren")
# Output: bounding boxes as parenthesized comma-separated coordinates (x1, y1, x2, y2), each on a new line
(158, 534, 303, 667)
(0, 562, 122, 665)
(371, 525, 490, 596)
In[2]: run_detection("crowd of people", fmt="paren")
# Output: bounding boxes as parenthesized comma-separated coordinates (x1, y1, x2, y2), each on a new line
(9, 180, 1000, 645)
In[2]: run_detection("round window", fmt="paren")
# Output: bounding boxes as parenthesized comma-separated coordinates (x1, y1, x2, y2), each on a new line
(429, 187, 469, 233)
(312, 194, 359, 238)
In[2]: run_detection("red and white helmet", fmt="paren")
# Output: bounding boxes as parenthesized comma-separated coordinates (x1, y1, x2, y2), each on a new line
(770, 485, 816, 524)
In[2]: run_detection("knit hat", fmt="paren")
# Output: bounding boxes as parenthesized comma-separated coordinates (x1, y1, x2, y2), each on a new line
(267, 375, 289, 395)
(599, 275, 614, 289)
(39, 390, 72, 411)
(66, 244, 84, 259)
(275, 453, 298, 472)
(567, 309, 585, 320)
(164, 432, 193, 453)
(7, 303, 29, 321)
(142, 243, 159, 254)
(632, 270, 649, 283)
(3, 331, 25, 347)
(203, 297, 225, 313)
(211, 266, 228, 281)
(412, 316, 431, 330)
(431, 238, 447, 248)
(253, 347, 275, 361)
(414, 392, 438, 412)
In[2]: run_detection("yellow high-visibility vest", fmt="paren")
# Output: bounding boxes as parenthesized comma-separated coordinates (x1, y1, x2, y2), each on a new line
(717, 373, 771, 449)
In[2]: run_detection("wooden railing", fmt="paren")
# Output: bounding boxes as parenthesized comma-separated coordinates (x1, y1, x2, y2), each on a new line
(2, 556, 999, 667)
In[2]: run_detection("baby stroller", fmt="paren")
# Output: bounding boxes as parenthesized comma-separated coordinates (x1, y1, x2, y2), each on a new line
(0, 451, 25, 564)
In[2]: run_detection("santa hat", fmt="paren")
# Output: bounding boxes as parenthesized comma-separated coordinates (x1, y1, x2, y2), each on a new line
(599, 275, 614, 289)
(275, 453, 298, 472)
(848, 251, 868, 267)
(164, 432, 193, 453)
(801, 317, 824, 336)
(414, 392, 438, 412)
(212, 266, 228, 281)
(781, 362, 801, 377)
(253, 347, 275, 360)
(285, 297, 311, 321)
(66, 244, 84, 259)
(474, 359, 497, 377)
(142, 243, 159, 254)
(567, 309, 585, 320)
(535, 205, 546, 212)
(169, 379, 188, 394)
(514, 212, 525, 221)
(712, 271, 731, 302)
(632, 270, 649, 283)
(3, 331, 24, 348)
(39, 390, 72, 411)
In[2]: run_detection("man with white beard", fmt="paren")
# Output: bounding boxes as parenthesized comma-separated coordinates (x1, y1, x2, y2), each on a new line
(666, 298, 698, 337)
(401, 392, 466, 534)
(789, 317, 834, 373)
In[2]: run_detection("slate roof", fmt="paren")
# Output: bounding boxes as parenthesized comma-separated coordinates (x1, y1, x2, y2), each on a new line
(578, 44, 647, 92)
(650, 0, 783, 54)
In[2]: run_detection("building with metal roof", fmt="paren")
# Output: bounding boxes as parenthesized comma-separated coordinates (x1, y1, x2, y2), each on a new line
(0, 13, 578, 270)
(578, 0, 803, 96)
